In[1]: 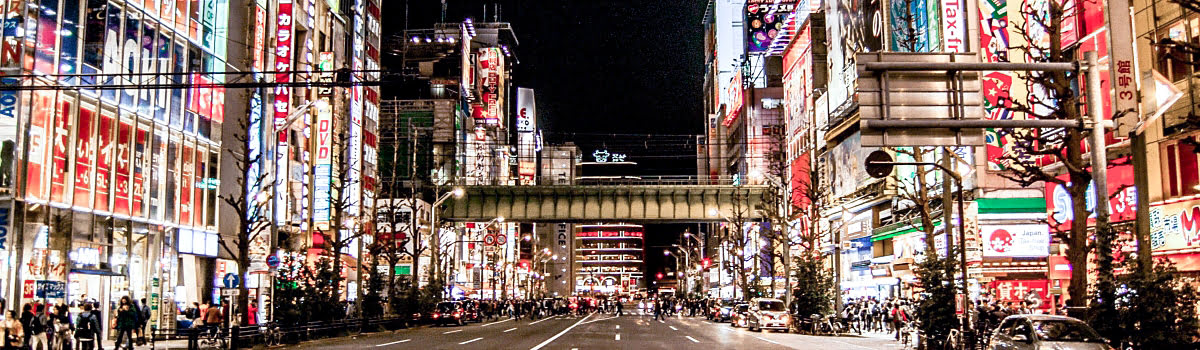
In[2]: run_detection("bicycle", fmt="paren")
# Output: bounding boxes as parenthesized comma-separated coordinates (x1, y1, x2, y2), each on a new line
(198, 327, 227, 350)
(899, 322, 920, 350)
(261, 322, 283, 346)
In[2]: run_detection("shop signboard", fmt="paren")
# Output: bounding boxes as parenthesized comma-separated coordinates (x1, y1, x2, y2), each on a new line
(72, 105, 95, 207)
(517, 88, 535, 133)
(988, 279, 1051, 310)
(981, 224, 1050, 258)
(1045, 160, 1136, 231)
(35, 280, 65, 299)
(1149, 199, 1200, 251)
(745, 0, 799, 53)
(721, 71, 744, 127)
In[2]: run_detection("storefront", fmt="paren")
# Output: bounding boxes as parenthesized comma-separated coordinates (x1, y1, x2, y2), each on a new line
(1149, 198, 1200, 276)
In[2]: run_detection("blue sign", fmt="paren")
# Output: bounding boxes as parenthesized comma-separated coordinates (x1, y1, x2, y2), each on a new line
(36, 281, 65, 299)
(266, 255, 280, 269)
(222, 273, 240, 289)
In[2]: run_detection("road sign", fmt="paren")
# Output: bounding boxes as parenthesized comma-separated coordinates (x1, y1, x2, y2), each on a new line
(222, 288, 241, 296)
(266, 255, 281, 268)
(865, 150, 895, 179)
(496, 234, 507, 245)
(857, 52, 984, 147)
(394, 265, 412, 276)
(222, 273, 240, 289)
(484, 234, 497, 246)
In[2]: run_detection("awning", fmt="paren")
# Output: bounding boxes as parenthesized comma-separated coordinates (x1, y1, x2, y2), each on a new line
(976, 198, 1046, 214)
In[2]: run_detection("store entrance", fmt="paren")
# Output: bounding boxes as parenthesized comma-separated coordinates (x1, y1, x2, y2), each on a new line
(68, 272, 128, 341)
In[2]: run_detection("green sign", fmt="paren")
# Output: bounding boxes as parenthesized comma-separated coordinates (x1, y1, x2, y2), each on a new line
(394, 265, 412, 276)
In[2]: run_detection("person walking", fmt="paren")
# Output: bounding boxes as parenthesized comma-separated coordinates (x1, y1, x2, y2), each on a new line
(136, 299, 150, 345)
(615, 301, 623, 316)
(50, 305, 71, 350)
(653, 299, 664, 321)
(2, 311, 22, 350)
(74, 304, 99, 350)
(114, 298, 137, 350)
(26, 304, 48, 350)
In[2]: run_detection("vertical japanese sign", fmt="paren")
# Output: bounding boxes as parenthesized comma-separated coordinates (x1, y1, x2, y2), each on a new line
(274, 0, 294, 225)
(1108, 0, 1139, 135)
(313, 99, 332, 223)
(253, 5, 266, 72)
(132, 126, 148, 217)
(94, 113, 114, 213)
(114, 121, 132, 216)
(49, 99, 71, 204)
(72, 106, 96, 209)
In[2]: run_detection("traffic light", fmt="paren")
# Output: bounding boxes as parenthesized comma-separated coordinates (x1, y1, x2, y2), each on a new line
(702, 258, 711, 268)
(656, 272, 664, 280)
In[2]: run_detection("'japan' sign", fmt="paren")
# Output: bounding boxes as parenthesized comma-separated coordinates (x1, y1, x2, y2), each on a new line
(981, 224, 1050, 258)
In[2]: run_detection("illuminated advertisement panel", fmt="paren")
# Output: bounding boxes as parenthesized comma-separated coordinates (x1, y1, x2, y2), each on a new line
(273, 0, 293, 224)
(132, 125, 148, 217)
(72, 105, 95, 208)
(114, 121, 132, 216)
(1045, 160, 1136, 231)
(252, 5, 265, 72)
(745, 0, 797, 53)
(180, 143, 193, 226)
(475, 48, 503, 124)
(189, 74, 214, 119)
(721, 72, 743, 127)
(25, 91, 52, 201)
(1, 0, 25, 70)
(194, 147, 204, 225)
(981, 224, 1050, 257)
(825, 0, 882, 116)
(120, 11, 140, 110)
(782, 24, 811, 136)
(139, 21, 157, 116)
(33, 0, 59, 75)
(49, 98, 72, 204)
(94, 112, 115, 213)
(100, 4, 121, 104)
(313, 99, 332, 223)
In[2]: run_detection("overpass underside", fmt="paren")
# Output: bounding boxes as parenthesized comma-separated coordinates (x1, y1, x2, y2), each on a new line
(442, 185, 768, 223)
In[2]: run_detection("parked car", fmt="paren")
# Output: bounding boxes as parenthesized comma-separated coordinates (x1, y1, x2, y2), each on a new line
(729, 303, 750, 328)
(432, 301, 468, 326)
(710, 299, 736, 322)
(747, 298, 790, 332)
(987, 314, 1112, 350)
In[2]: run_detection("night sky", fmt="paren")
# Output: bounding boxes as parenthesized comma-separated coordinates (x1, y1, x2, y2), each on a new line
(382, 1, 709, 290)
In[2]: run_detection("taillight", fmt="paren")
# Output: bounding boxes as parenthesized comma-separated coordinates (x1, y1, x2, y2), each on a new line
(454, 312, 462, 318)
(433, 313, 440, 319)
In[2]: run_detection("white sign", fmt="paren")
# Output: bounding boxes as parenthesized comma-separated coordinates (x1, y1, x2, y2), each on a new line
(222, 288, 241, 296)
(1108, 0, 1140, 135)
(517, 88, 535, 133)
(981, 224, 1050, 258)
(941, 0, 966, 52)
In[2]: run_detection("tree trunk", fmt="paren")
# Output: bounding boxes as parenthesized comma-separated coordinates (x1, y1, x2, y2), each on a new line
(1065, 129, 1092, 316)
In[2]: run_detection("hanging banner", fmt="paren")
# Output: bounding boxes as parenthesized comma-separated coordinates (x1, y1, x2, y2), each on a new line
(93, 113, 114, 213)
(180, 144, 193, 226)
(132, 126, 149, 217)
(1107, 0, 1139, 135)
(113, 121, 132, 216)
(49, 99, 71, 204)
(72, 106, 95, 208)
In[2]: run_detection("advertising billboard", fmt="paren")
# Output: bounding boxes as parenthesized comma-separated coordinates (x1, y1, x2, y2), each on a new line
(721, 71, 744, 127)
(1150, 199, 1200, 252)
(313, 99, 333, 223)
(783, 24, 812, 137)
(981, 224, 1050, 258)
(517, 88, 535, 133)
(820, 132, 873, 198)
(888, 0, 941, 52)
(825, 0, 884, 116)
(475, 48, 505, 125)
(1045, 160, 1137, 231)
(746, 0, 799, 53)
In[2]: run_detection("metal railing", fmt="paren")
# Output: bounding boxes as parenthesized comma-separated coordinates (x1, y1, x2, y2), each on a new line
(152, 317, 413, 349)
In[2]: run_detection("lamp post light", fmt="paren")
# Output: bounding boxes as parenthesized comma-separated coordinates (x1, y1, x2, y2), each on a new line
(429, 187, 464, 290)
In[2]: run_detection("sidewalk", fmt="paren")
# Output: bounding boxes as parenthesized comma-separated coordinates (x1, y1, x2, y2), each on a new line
(99, 339, 191, 350)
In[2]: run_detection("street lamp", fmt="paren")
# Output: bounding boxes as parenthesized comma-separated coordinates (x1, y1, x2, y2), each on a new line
(430, 187, 465, 290)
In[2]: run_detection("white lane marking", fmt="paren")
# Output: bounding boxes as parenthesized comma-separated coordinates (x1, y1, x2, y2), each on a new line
(482, 319, 512, 327)
(443, 329, 462, 334)
(685, 336, 700, 343)
(669, 326, 678, 331)
(374, 339, 410, 347)
(615, 325, 620, 330)
(504, 327, 518, 333)
(580, 315, 618, 325)
(529, 313, 594, 350)
(529, 316, 559, 325)
(658, 319, 665, 323)
(615, 333, 621, 341)
(459, 337, 484, 345)
(755, 336, 783, 345)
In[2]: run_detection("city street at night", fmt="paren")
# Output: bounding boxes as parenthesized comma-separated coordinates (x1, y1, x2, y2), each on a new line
(284, 312, 900, 350)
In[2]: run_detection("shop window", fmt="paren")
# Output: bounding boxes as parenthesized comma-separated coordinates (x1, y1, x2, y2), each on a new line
(120, 10, 142, 110)
(81, 0, 107, 70)
(138, 20, 158, 116)
(206, 150, 217, 229)
(149, 128, 166, 220)
(60, 0, 81, 80)
(100, 4, 122, 104)
(170, 39, 186, 126)
(165, 133, 179, 223)
(1156, 15, 1200, 82)
(1162, 138, 1200, 199)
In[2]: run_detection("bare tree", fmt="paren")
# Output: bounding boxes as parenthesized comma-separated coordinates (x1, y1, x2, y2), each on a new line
(218, 113, 272, 326)
(718, 189, 761, 301)
(319, 121, 368, 315)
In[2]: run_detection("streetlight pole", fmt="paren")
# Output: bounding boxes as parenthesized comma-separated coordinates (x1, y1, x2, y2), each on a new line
(429, 187, 464, 293)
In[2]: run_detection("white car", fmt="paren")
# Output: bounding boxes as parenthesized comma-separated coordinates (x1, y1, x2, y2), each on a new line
(747, 298, 790, 332)
(987, 314, 1112, 350)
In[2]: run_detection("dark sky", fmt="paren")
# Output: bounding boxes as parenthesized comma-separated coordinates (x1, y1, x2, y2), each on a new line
(382, 1, 709, 288)
(383, 1, 708, 175)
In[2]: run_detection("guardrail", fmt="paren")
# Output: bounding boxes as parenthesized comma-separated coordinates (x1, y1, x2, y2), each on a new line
(152, 317, 412, 349)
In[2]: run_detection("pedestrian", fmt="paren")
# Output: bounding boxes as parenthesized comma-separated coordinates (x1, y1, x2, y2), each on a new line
(137, 298, 150, 345)
(653, 300, 664, 321)
(26, 304, 48, 350)
(615, 301, 623, 316)
(2, 310, 22, 350)
(114, 297, 137, 350)
(50, 305, 71, 350)
(74, 304, 98, 350)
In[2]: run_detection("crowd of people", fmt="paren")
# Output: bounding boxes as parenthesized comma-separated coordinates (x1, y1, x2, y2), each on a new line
(0, 296, 229, 350)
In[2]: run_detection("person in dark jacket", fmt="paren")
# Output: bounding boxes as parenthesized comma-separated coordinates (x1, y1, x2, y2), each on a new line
(75, 304, 99, 350)
(114, 297, 137, 350)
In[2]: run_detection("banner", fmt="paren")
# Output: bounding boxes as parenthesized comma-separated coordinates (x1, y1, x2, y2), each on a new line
(93, 113, 114, 213)
(113, 121, 132, 216)
(981, 224, 1049, 257)
(72, 105, 95, 208)
(49, 98, 71, 203)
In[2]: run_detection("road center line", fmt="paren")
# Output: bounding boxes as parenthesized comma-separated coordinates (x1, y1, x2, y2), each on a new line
(529, 316, 559, 325)
(481, 319, 512, 327)
(669, 326, 678, 331)
(615, 333, 621, 341)
(504, 327, 518, 333)
(530, 313, 593, 350)
(685, 336, 700, 343)
(374, 339, 410, 347)
(755, 336, 783, 345)
(459, 337, 484, 345)
(443, 329, 462, 334)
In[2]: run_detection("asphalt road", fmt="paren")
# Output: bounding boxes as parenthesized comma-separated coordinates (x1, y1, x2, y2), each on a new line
(282, 312, 905, 350)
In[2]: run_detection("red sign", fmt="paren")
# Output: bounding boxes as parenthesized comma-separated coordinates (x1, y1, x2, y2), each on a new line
(273, 0, 294, 133)
(93, 113, 114, 212)
(72, 107, 95, 208)
(49, 99, 72, 203)
(113, 121, 132, 216)
(721, 72, 744, 127)
(1045, 159, 1136, 231)
(25, 92, 54, 202)
(194, 147, 204, 225)
(180, 145, 193, 225)
(131, 127, 148, 217)
(252, 5, 267, 72)
(988, 279, 1051, 310)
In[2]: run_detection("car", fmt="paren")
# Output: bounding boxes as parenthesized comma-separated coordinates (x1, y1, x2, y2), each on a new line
(729, 303, 750, 328)
(459, 302, 483, 323)
(987, 314, 1112, 350)
(432, 301, 468, 326)
(747, 298, 790, 332)
(710, 299, 736, 322)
